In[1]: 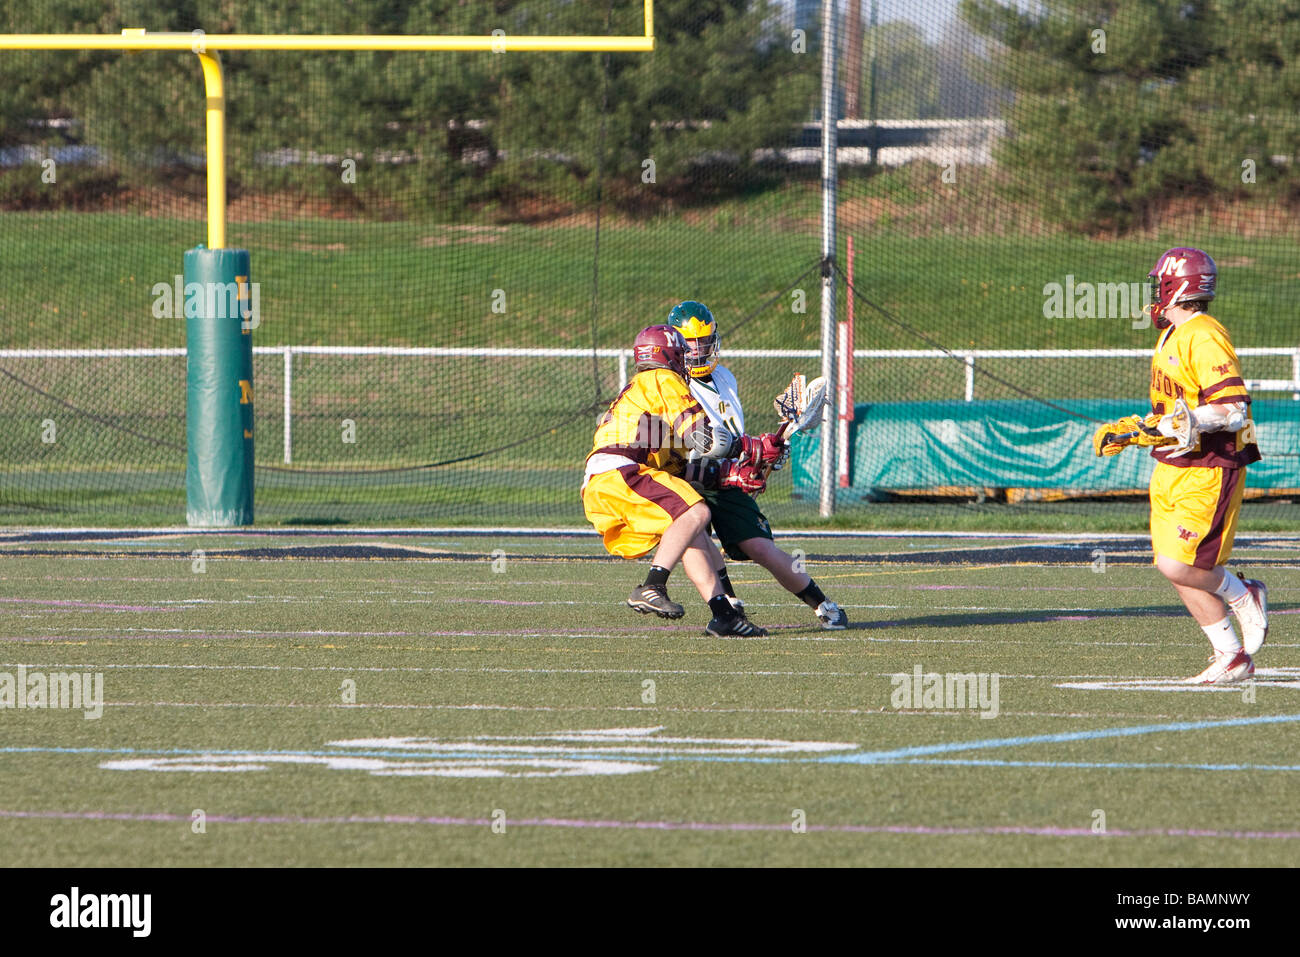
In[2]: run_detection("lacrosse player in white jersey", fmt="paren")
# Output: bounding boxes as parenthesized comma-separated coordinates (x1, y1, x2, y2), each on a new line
(668, 301, 848, 629)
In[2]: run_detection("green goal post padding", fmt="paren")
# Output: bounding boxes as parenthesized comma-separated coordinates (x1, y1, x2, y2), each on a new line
(185, 246, 254, 526)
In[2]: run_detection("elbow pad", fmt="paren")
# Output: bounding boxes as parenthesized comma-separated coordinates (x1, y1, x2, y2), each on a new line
(1193, 402, 1247, 433)
(689, 419, 733, 460)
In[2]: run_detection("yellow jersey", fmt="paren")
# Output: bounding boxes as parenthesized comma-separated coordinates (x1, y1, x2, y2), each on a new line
(1149, 313, 1260, 468)
(586, 367, 708, 476)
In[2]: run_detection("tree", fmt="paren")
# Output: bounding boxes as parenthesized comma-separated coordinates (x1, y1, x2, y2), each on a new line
(490, 0, 818, 207)
(0, 0, 117, 207)
(962, 0, 1300, 231)
(3, 0, 817, 214)
(860, 21, 940, 120)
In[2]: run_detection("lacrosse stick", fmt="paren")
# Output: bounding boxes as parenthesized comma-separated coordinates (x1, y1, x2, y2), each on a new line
(767, 374, 829, 477)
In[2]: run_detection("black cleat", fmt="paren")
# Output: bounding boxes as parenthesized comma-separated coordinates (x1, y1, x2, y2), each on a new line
(705, 613, 768, 637)
(627, 584, 685, 619)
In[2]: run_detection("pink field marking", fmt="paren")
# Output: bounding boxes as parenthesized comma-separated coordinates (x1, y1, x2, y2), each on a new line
(2, 809, 1297, 840)
(0, 628, 631, 642)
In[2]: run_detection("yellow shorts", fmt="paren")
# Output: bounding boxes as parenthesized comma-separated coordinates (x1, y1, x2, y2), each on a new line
(1149, 462, 1245, 569)
(581, 464, 703, 559)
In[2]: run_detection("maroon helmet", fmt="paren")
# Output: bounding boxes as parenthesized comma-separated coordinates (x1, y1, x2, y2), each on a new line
(1146, 247, 1216, 329)
(632, 324, 689, 378)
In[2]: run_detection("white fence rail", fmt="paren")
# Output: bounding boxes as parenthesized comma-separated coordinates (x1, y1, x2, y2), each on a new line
(4, 346, 1298, 464)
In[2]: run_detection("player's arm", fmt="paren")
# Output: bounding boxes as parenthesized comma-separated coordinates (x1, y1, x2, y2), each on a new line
(1149, 398, 1249, 458)
(660, 378, 731, 458)
(1185, 401, 1248, 432)
(683, 456, 766, 494)
(1190, 329, 1251, 410)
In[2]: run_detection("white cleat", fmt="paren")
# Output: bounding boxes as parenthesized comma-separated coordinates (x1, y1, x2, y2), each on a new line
(816, 600, 848, 630)
(1232, 575, 1268, 656)
(1184, 650, 1254, 685)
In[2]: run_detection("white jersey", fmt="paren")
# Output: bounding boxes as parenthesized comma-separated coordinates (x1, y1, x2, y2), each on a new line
(688, 365, 744, 459)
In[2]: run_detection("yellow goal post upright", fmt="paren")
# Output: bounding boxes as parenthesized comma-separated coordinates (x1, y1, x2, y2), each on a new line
(0, 4, 656, 526)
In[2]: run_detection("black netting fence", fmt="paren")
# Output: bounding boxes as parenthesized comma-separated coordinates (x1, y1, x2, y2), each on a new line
(1, 0, 1296, 530)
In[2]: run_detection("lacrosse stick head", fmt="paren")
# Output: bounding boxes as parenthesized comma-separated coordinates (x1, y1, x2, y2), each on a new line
(765, 374, 829, 479)
(1163, 396, 1200, 458)
(774, 374, 806, 424)
(791, 375, 829, 434)
(773, 374, 828, 438)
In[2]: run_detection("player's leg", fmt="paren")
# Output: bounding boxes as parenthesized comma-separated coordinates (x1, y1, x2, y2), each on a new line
(1150, 463, 1260, 682)
(736, 537, 848, 629)
(681, 530, 725, 603)
(708, 487, 849, 629)
(630, 498, 710, 619)
(583, 464, 706, 619)
(649, 501, 710, 572)
(695, 523, 750, 620)
(1157, 559, 1268, 654)
(677, 529, 767, 637)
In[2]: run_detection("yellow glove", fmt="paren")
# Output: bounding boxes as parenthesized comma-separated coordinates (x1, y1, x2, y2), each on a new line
(1093, 415, 1144, 456)
(1093, 414, 1177, 457)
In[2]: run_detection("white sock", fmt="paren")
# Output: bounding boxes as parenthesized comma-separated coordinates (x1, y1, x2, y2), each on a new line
(1201, 617, 1242, 656)
(1213, 570, 1249, 608)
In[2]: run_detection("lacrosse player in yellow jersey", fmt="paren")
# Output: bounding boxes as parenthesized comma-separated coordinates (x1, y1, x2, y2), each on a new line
(667, 301, 849, 630)
(1093, 248, 1266, 684)
(582, 324, 771, 637)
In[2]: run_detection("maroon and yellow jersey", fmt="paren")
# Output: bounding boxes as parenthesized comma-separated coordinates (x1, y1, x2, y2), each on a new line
(587, 367, 708, 475)
(1148, 312, 1260, 469)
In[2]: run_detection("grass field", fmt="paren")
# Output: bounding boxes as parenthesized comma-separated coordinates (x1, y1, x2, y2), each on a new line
(1, 527, 1296, 867)
(6, 208, 1300, 351)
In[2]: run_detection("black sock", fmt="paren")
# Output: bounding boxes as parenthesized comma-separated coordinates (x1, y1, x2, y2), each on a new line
(795, 579, 826, 610)
(708, 595, 735, 619)
(644, 565, 670, 588)
(717, 568, 736, 599)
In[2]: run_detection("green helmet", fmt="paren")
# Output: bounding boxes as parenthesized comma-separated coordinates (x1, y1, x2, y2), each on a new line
(666, 300, 720, 379)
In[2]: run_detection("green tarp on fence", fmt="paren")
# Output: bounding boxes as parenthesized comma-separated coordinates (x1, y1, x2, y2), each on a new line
(792, 400, 1299, 495)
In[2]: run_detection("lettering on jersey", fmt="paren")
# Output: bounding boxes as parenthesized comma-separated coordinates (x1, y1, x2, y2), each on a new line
(1176, 525, 1199, 542)
(1213, 362, 1233, 375)
(1149, 366, 1185, 401)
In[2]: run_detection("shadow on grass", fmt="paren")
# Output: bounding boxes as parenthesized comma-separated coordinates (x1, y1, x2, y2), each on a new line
(838, 605, 1295, 631)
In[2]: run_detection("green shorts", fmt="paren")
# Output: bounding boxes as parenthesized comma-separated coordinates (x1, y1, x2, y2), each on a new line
(700, 486, 773, 562)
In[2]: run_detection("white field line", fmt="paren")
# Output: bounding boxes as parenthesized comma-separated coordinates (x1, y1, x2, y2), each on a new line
(87, 700, 1177, 720)
(15, 594, 1247, 613)
(20, 632, 1288, 648)
(0, 661, 1237, 681)
(7, 576, 1295, 595)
